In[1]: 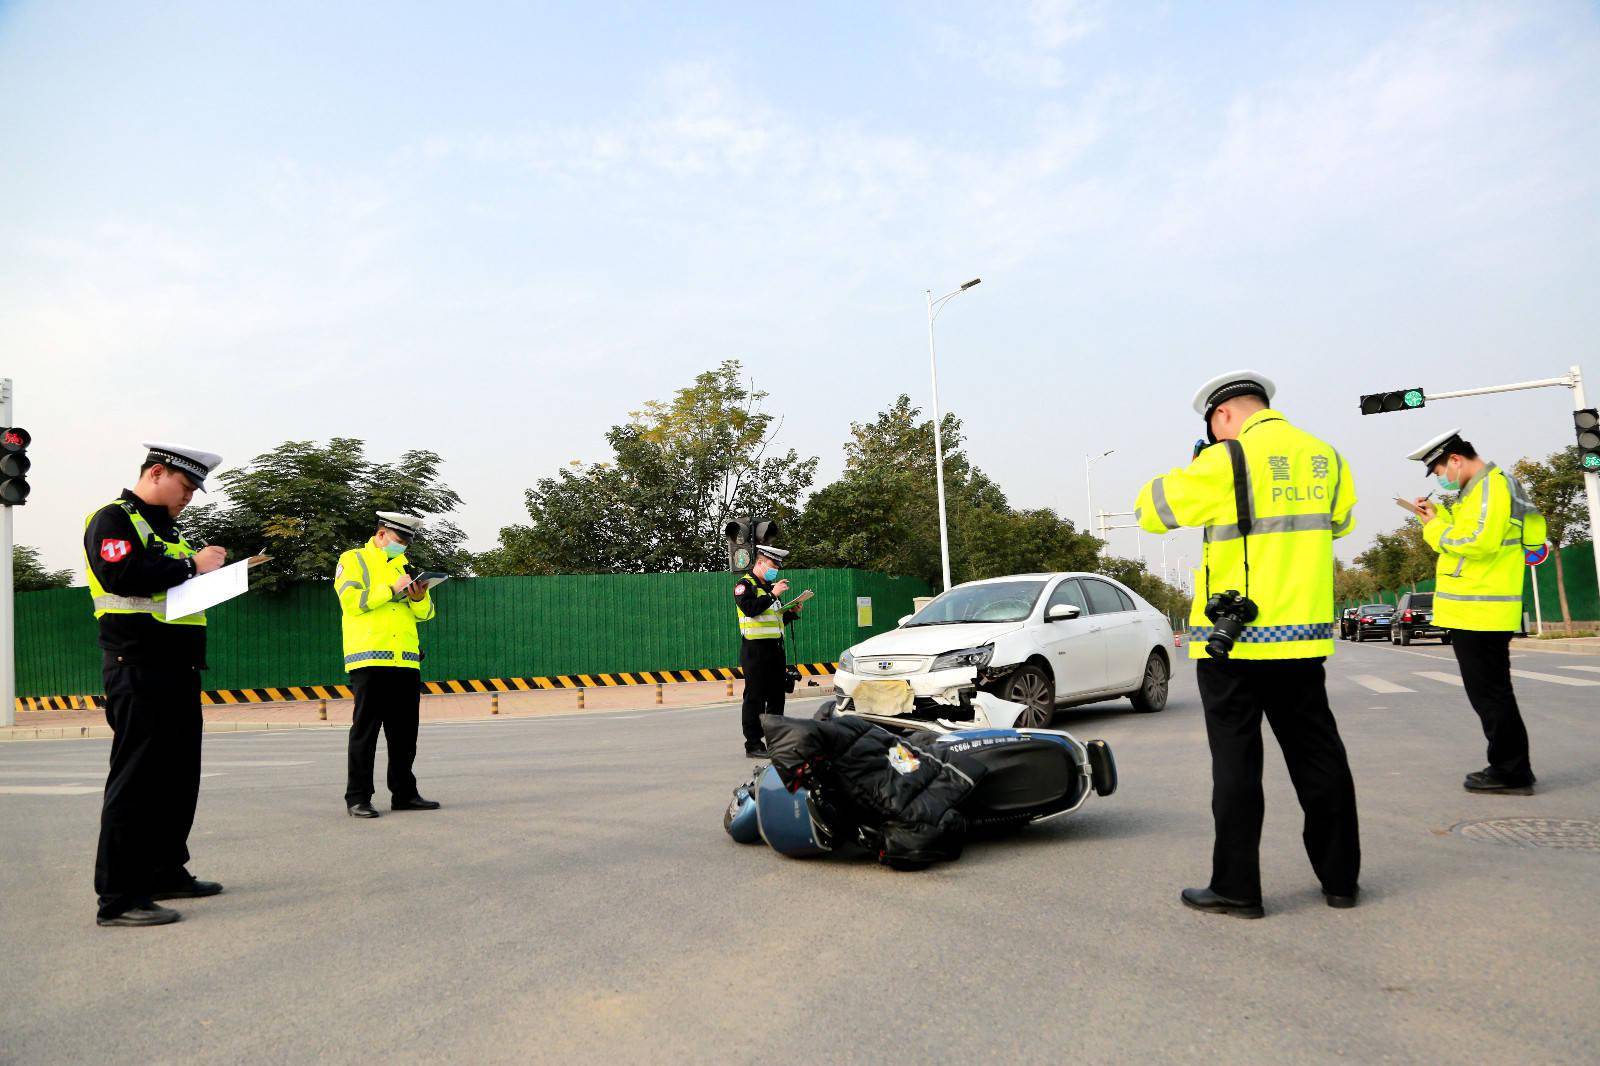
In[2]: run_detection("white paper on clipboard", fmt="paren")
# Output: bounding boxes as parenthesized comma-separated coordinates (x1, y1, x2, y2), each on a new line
(164, 556, 268, 621)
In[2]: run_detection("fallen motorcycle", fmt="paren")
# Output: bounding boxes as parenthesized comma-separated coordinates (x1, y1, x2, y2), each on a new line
(723, 694, 1116, 869)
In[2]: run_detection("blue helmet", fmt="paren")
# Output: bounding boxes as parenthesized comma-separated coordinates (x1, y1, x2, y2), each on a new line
(724, 781, 761, 844)
(755, 765, 835, 857)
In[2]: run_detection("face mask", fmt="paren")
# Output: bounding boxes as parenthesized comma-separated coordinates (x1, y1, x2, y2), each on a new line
(762, 568, 779, 582)
(383, 540, 408, 558)
(1435, 462, 1459, 491)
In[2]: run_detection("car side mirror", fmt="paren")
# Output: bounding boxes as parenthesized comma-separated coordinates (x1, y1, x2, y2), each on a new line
(1046, 604, 1081, 622)
(898, 614, 914, 627)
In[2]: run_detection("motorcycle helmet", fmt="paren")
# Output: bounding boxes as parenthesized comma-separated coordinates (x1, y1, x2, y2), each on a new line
(724, 780, 762, 844)
(755, 764, 834, 857)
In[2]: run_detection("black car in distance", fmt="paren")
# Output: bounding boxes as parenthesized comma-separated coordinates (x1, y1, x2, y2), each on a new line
(1392, 591, 1449, 646)
(1347, 603, 1395, 642)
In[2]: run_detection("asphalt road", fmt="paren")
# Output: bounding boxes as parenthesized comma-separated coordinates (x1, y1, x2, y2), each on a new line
(3, 640, 1598, 1064)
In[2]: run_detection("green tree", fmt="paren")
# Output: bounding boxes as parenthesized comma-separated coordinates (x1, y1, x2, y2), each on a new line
(475, 361, 818, 575)
(183, 439, 469, 590)
(1353, 518, 1432, 598)
(15, 545, 75, 591)
(1334, 557, 1378, 607)
(1514, 446, 1591, 632)
(790, 395, 1100, 586)
(1096, 556, 1190, 621)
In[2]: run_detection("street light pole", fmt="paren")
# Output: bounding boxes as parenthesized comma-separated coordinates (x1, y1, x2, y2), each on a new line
(1085, 449, 1113, 536)
(925, 278, 982, 593)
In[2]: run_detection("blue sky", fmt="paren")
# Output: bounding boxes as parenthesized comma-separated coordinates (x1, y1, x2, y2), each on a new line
(4, 1, 1599, 579)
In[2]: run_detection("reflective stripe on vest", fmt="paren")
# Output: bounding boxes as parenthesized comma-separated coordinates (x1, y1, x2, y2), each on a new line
(83, 500, 205, 626)
(736, 573, 785, 640)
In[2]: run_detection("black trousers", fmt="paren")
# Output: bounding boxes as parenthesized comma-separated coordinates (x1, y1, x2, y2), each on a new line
(95, 660, 203, 918)
(1196, 657, 1360, 902)
(1449, 630, 1533, 781)
(740, 639, 787, 747)
(345, 666, 421, 805)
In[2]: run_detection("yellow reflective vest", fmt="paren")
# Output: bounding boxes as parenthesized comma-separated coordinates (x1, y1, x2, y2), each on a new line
(1135, 410, 1356, 660)
(83, 498, 206, 627)
(735, 571, 785, 640)
(1422, 464, 1535, 632)
(335, 539, 435, 671)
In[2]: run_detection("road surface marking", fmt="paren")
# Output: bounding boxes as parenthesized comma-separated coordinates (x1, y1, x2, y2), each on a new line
(200, 760, 312, 768)
(1351, 676, 1415, 694)
(1508, 669, 1600, 687)
(1415, 671, 1464, 686)
(1555, 664, 1600, 674)
(0, 784, 102, 796)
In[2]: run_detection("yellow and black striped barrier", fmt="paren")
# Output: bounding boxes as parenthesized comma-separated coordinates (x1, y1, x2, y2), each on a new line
(14, 662, 838, 713)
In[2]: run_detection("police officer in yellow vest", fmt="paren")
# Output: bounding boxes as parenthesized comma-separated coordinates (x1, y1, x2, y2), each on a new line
(337, 512, 440, 818)
(1136, 372, 1361, 919)
(83, 443, 229, 927)
(734, 545, 802, 758)
(1408, 429, 1541, 794)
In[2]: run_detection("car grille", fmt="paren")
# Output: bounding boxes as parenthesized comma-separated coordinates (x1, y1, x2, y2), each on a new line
(854, 657, 931, 677)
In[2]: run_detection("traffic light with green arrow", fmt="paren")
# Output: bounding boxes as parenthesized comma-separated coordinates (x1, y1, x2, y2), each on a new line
(1575, 409, 1600, 472)
(1358, 388, 1426, 415)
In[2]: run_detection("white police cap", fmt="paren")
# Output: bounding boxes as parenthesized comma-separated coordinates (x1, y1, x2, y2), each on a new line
(1191, 371, 1277, 417)
(755, 544, 790, 562)
(376, 511, 424, 537)
(1407, 428, 1466, 473)
(142, 442, 223, 491)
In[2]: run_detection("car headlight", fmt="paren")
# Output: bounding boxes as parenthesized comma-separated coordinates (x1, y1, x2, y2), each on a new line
(931, 644, 994, 671)
(838, 650, 856, 673)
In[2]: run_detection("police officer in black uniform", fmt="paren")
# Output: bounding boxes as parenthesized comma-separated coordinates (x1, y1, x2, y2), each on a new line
(83, 443, 228, 927)
(734, 545, 802, 757)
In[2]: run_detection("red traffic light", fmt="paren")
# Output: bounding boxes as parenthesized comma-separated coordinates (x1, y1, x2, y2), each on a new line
(1, 426, 29, 451)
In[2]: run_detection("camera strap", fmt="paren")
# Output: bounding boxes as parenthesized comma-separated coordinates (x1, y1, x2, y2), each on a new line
(1223, 439, 1252, 601)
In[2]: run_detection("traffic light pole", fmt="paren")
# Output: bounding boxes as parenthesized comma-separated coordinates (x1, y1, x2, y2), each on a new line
(1, 378, 14, 728)
(1414, 365, 1600, 604)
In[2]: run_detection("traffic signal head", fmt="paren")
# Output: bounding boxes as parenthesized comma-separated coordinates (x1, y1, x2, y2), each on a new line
(1359, 389, 1426, 415)
(0, 426, 28, 505)
(752, 519, 779, 544)
(1576, 409, 1600, 472)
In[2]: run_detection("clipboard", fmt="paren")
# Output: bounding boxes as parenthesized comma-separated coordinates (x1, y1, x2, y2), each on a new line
(1393, 496, 1426, 517)
(164, 555, 272, 621)
(779, 589, 813, 612)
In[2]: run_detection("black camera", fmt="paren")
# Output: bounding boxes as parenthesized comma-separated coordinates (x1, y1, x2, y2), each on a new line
(1203, 590, 1259, 660)
(785, 664, 801, 693)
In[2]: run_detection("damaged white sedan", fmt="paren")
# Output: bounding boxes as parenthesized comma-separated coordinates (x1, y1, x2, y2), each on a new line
(833, 573, 1175, 729)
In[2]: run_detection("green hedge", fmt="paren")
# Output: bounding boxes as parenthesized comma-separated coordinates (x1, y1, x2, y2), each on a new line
(16, 568, 930, 698)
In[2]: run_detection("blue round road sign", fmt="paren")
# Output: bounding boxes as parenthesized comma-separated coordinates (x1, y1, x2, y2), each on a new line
(1526, 543, 1550, 566)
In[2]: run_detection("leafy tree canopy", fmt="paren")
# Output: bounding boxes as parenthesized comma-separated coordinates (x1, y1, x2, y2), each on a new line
(15, 545, 75, 592)
(184, 439, 469, 590)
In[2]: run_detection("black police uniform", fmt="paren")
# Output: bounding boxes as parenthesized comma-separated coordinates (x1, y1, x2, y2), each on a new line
(83, 490, 208, 920)
(734, 571, 798, 753)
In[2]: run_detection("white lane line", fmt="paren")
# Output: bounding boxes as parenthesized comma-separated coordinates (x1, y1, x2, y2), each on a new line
(0, 771, 106, 779)
(200, 761, 312, 768)
(0, 784, 102, 796)
(1351, 675, 1415, 694)
(1382, 647, 1456, 661)
(1509, 669, 1600, 687)
(1556, 664, 1600, 674)
(1415, 671, 1465, 686)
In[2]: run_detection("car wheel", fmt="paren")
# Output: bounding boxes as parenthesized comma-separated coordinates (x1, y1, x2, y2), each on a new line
(1129, 651, 1169, 713)
(1400, 629, 1412, 646)
(1441, 633, 1452, 646)
(1356, 627, 1365, 641)
(1004, 664, 1055, 728)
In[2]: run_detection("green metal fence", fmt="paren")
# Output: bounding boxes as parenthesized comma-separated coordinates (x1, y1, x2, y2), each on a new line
(15, 568, 930, 698)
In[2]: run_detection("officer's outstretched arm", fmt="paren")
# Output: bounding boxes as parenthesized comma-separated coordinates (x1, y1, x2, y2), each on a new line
(1423, 478, 1510, 559)
(1331, 451, 1357, 540)
(334, 551, 394, 616)
(1134, 445, 1231, 534)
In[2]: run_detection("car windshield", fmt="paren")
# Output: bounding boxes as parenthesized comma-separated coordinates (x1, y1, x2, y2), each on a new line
(1361, 605, 1394, 615)
(1411, 594, 1433, 608)
(904, 581, 1047, 625)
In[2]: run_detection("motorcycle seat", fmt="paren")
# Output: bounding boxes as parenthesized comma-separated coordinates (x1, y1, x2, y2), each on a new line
(956, 738, 1081, 814)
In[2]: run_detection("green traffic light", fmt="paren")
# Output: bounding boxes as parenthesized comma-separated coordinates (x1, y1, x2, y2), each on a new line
(1584, 454, 1600, 471)
(1403, 390, 1423, 408)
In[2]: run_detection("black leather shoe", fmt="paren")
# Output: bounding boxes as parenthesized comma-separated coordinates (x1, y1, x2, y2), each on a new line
(1324, 890, 1359, 909)
(1180, 887, 1264, 919)
(150, 876, 223, 900)
(1464, 769, 1535, 794)
(348, 802, 380, 818)
(391, 796, 441, 811)
(97, 904, 181, 927)
(744, 744, 769, 759)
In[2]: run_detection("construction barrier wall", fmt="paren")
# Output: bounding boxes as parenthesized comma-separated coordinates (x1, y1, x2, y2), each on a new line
(15, 568, 930, 700)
